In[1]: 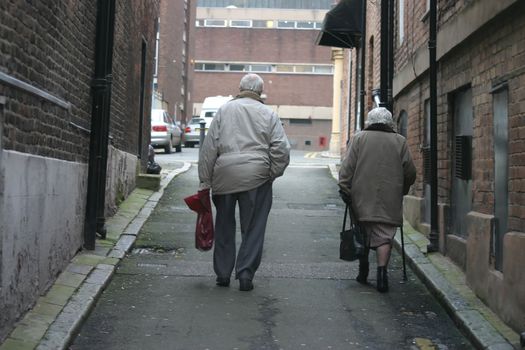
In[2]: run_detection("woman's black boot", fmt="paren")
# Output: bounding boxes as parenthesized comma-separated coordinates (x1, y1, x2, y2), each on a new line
(356, 258, 369, 284)
(376, 266, 389, 293)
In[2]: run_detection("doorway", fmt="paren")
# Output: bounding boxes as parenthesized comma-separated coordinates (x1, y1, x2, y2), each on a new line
(450, 88, 473, 238)
(492, 87, 508, 271)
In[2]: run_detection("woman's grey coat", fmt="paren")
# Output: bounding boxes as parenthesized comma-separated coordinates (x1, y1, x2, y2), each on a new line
(198, 97, 290, 195)
(339, 130, 416, 226)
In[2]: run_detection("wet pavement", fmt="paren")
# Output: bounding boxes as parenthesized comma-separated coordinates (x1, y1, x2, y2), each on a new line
(70, 160, 473, 350)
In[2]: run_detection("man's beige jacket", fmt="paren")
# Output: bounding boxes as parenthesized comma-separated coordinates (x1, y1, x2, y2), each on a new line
(198, 97, 290, 195)
(339, 129, 416, 226)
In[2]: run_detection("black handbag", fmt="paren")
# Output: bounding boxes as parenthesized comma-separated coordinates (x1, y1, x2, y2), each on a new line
(340, 204, 366, 261)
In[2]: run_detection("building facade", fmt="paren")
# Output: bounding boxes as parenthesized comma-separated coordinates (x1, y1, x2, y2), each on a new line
(0, 0, 159, 341)
(193, 1, 334, 151)
(155, 0, 197, 125)
(338, 0, 525, 333)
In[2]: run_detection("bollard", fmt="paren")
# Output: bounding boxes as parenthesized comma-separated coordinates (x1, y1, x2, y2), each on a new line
(199, 121, 206, 147)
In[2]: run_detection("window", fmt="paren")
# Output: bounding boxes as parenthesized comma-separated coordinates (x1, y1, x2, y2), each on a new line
(195, 62, 334, 75)
(314, 22, 323, 29)
(249, 64, 271, 72)
(275, 65, 294, 72)
(195, 19, 203, 27)
(295, 65, 314, 73)
(229, 64, 246, 72)
(296, 21, 315, 29)
(277, 20, 295, 28)
(252, 20, 273, 28)
(313, 65, 333, 74)
(230, 20, 251, 28)
(196, 63, 225, 71)
(204, 19, 226, 27)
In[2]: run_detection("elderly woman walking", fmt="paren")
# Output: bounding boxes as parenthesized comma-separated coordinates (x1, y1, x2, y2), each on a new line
(338, 107, 416, 293)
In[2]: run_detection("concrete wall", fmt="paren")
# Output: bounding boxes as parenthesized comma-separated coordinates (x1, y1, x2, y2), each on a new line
(0, 150, 87, 341)
(105, 146, 139, 217)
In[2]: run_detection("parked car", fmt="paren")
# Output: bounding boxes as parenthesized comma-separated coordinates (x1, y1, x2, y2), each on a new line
(184, 117, 204, 148)
(150, 109, 182, 153)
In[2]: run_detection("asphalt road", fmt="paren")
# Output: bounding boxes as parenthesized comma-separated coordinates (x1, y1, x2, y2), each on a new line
(70, 150, 472, 350)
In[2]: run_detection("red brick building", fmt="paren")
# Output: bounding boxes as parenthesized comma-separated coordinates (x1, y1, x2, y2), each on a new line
(155, 0, 197, 125)
(0, 0, 159, 341)
(193, 2, 334, 151)
(337, 0, 525, 333)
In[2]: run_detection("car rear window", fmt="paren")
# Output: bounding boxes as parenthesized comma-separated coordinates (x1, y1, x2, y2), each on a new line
(190, 118, 204, 124)
(151, 110, 164, 122)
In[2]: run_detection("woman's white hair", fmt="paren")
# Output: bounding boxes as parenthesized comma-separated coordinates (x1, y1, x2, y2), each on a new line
(239, 74, 264, 94)
(365, 107, 395, 129)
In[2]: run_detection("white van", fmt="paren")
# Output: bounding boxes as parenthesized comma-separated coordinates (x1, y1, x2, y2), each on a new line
(184, 95, 233, 147)
(199, 95, 233, 129)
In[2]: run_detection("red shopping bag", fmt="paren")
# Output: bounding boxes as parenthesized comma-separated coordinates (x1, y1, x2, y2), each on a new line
(184, 189, 214, 251)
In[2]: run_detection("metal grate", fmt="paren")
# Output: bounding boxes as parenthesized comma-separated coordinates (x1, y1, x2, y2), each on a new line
(454, 135, 472, 180)
(422, 146, 431, 184)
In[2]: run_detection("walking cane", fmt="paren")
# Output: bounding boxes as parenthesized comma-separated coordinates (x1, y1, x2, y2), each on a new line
(400, 225, 407, 282)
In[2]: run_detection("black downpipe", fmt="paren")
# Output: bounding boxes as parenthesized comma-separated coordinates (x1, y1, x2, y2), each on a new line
(427, 0, 439, 252)
(387, 0, 394, 112)
(84, 0, 116, 250)
(379, 0, 389, 110)
(358, 0, 367, 130)
(347, 55, 352, 141)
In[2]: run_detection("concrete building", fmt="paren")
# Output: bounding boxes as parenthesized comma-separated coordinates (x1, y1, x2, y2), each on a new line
(0, 0, 159, 341)
(193, 0, 334, 151)
(155, 0, 197, 125)
(332, 0, 525, 334)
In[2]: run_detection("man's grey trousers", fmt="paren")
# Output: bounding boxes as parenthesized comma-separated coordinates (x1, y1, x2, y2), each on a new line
(212, 181, 273, 281)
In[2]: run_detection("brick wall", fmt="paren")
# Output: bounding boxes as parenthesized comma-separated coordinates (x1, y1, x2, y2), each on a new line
(157, 0, 196, 124)
(192, 26, 333, 110)
(0, 1, 97, 162)
(0, 0, 158, 164)
(111, 0, 159, 162)
(193, 71, 332, 108)
(0, 0, 159, 341)
(195, 27, 332, 64)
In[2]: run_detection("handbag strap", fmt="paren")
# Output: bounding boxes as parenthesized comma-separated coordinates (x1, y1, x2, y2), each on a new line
(342, 204, 349, 231)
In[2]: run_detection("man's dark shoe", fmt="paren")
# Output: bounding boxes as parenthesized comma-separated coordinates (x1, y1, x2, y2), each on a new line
(239, 279, 254, 291)
(216, 277, 230, 287)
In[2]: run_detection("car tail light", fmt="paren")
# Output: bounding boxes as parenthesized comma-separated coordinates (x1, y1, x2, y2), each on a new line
(185, 126, 191, 133)
(152, 125, 167, 132)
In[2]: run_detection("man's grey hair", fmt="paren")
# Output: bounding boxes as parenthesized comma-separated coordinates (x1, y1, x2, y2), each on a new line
(239, 74, 264, 94)
(365, 107, 395, 128)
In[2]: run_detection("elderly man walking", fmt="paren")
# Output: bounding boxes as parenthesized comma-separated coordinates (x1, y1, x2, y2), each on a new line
(198, 73, 290, 291)
(339, 107, 416, 293)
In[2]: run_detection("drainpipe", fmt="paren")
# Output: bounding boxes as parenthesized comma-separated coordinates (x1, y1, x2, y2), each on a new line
(84, 0, 116, 250)
(357, 0, 367, 131)
(388, 0, 394, 112)
(427, 0, 439, 252)
(379, 0, 389, 110)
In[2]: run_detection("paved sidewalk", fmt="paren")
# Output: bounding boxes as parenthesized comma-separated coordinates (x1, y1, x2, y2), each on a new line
(0, 162, 191, 350)
(395, 224, 519, 349)
(1, 162, 520, 350)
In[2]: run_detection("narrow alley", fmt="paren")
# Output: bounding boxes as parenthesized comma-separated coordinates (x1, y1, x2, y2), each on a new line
(70, 152, 471, 350)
